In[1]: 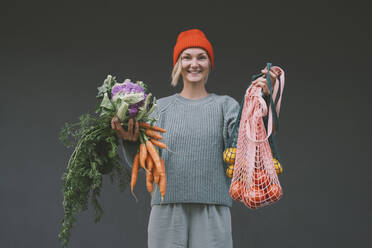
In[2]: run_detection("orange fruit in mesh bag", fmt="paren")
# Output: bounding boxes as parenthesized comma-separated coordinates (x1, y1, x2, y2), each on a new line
(229, 180, 243, 201)
(243, 186, 266, 209)
(253, 168, 270, 189)
(265, 184, 282, 202)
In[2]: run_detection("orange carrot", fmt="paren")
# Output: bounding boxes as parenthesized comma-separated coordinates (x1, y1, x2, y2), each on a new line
(145, 129, 163, 140)
(145, 163, 154, 196)
(150, 139, 167, 149)
(153, 162, 160, 185)
(145, 140, 164, 177)
(130, 153, 140, 202)
(138, 122, 166, 133)
(139, 143, 148, 170)
(146, 155, 154, 172)
(159, 158, 167, 201)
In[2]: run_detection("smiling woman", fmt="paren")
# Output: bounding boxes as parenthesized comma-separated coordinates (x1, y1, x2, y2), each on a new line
(171, 30, 213, 88)
(183, 49, 210, 78)
(171, 51, 212, 87)
(170, 50, 212, 101)
(116, 28, 280, 248)
(142, 28, 238, 248)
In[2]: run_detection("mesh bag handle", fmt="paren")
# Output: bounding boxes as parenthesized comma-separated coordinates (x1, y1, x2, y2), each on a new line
(245, 63, 285, 143)
(226, 64, 285, 150)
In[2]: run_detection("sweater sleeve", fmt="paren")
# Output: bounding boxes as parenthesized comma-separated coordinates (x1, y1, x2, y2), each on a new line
(222, 96, 240, 149)
(117, 138, 140, 169)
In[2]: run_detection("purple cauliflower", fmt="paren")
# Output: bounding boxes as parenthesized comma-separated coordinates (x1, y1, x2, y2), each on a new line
(111, 81, 149, 117)
(111, 81, 144, 98)
(127, 93, 148, 117)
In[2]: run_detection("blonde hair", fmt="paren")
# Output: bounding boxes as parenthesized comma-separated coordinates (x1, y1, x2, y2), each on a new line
(170, 54, 212, 87)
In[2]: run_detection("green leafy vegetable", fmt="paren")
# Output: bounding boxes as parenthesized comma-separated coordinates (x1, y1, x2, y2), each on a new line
(58, 75, 158, 248)
(58, 112, 131, 248)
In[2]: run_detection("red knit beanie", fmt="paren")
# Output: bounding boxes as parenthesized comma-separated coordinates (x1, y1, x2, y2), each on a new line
(173, 28, 214, 68)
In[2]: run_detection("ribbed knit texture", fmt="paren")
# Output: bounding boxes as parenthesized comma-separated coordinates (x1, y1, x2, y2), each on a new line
(118, 93, 240, 207)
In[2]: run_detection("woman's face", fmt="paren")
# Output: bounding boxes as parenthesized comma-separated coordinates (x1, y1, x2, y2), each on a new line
(180, 47, 210, 84)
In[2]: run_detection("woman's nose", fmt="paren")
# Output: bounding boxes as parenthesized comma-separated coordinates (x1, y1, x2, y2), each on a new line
(190, 58, 199, 67)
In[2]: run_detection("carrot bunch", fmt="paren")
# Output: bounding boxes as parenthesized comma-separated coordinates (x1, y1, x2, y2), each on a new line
(130, 122, 167, 202)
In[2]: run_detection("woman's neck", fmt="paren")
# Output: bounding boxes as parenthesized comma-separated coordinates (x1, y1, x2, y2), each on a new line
(179, 80, 209, 100)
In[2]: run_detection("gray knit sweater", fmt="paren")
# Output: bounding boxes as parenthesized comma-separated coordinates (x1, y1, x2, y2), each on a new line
(118, 93, 240, 208)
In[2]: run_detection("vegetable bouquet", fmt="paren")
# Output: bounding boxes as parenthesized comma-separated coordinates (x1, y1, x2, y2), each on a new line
(58, 75, 167, 248)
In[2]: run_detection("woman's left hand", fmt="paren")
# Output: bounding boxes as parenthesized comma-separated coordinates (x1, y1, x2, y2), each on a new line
(251, 67, 281, 96)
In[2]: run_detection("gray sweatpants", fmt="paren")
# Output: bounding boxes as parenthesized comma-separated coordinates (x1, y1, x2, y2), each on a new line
(147, 203, 233, 248)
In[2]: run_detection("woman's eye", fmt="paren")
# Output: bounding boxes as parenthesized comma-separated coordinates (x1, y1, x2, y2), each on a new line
(181, 56, 207, 60)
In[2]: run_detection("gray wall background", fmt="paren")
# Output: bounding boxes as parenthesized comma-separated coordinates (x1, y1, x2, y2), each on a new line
(1, 0, 371, 247)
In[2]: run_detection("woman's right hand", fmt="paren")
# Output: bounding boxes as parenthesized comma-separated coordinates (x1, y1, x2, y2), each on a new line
(111, 115, 139, 142)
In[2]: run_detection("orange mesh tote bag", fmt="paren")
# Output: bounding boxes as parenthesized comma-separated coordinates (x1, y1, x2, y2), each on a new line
(229, 63, 285, 209)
